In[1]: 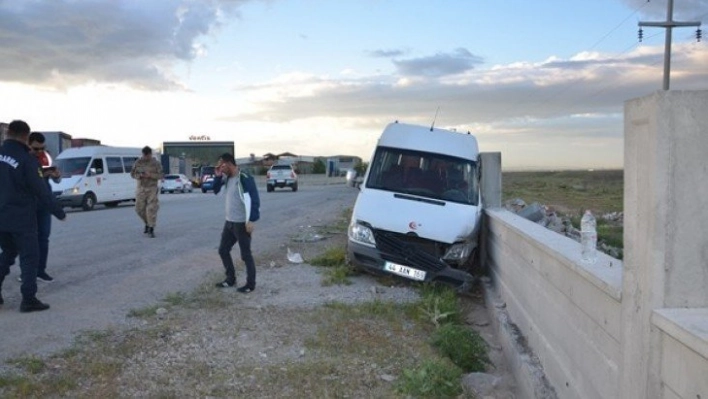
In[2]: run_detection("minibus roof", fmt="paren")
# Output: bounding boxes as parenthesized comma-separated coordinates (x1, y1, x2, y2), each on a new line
(56, 146, 143, 159)
(378, 122, 478, 161)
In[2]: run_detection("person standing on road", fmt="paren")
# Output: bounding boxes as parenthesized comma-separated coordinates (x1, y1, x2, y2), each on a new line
(213, 153, 260, 293)
(130, 146, 163, 238)
(1, 132, 63, 283)
(28, 132, 62, 281)
(0, 120, 66, 312)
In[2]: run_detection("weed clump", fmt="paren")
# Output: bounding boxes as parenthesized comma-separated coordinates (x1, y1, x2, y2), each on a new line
(396, 358, 463, 398)
(309, 246, 346, 267)
(431, 323, 490, 372)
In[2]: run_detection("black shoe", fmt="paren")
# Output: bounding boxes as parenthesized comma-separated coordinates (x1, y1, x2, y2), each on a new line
(37, 272, 54, 282)
(143, 225, 149, 234)
(237, 285, 254, 294)
(20, 298, 50, 313)
(215, 280, 235, 288)
(0, 293, 4, 306)
(147, 227, 155, 238)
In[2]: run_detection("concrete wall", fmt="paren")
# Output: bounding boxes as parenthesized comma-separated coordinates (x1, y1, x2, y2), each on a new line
(485, 210, 623, 399)
(652, 309, 708, 399)
(483, 90, 708, 399)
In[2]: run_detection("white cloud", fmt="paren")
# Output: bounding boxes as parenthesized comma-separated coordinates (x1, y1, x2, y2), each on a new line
(392, 48, 484, 77)
(1, 1, 706, 169)
(0, 0, 246, 89)
(623, 0, 708, 20)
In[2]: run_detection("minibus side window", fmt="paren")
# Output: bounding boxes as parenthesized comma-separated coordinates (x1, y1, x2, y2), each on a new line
(123, 157, 138, 173)
(106, 157, 124, 174)
(88, 158, 104, 176)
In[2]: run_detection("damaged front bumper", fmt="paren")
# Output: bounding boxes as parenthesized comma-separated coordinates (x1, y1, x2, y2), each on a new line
(347, 227, 475, 292)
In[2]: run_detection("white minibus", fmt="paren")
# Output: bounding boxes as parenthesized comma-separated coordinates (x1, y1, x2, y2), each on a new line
(50, 146, 143, 211)
(347, 122, 482, 291)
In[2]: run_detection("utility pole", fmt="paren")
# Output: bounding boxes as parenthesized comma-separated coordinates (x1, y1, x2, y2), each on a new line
(638, 0, 701, 90)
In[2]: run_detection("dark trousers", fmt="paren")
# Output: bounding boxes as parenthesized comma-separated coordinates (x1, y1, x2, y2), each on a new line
(218, 221, 256, 288)
(0, 207, 52, 276)
(37, 208, 51, 275)
(0, 231, 40, 300)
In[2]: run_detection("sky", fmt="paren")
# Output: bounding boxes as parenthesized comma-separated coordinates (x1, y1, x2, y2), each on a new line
(1, 0, 706, 170)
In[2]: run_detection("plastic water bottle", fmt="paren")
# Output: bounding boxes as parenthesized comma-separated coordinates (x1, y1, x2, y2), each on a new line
(580, 210, 597, 264)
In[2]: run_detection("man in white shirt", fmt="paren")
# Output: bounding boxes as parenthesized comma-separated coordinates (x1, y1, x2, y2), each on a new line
(212, 153, 261, 293)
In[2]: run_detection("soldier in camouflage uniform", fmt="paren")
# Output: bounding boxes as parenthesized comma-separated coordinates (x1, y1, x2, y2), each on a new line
(130, 146, 163, 238)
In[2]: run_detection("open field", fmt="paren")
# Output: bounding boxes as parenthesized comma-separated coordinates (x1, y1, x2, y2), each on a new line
(502, 169, 623, 215)
(502, 169, 624, 251)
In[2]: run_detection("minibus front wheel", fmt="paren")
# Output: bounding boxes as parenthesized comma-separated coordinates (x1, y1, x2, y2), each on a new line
(81, 192, 96, 211)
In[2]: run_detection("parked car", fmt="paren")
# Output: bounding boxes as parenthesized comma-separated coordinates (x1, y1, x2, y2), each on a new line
(266, 163, 298, 192)
(200, 166, 216, 193)
(345, 168, 363, 188)
(201, 176, 215, 193)
(161, 174, 193, 194)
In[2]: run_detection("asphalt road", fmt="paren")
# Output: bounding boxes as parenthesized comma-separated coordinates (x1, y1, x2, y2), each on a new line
(0, 176, 358, 362)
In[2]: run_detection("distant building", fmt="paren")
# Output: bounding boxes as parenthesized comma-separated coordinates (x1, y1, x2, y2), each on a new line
(161, 140, 235, 176)
(0, 123, 102, 155)
(71, 138, 101, 147)
(252, 152, 361, 175)
(326, 155, 363, 176)
(39, 131, 73, 159)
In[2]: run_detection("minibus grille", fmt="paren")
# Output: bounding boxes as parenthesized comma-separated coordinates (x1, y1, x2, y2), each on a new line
(373, 229, 447, 273)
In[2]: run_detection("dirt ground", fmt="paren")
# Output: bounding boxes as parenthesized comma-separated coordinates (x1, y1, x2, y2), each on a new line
(0, 179, 518, 398)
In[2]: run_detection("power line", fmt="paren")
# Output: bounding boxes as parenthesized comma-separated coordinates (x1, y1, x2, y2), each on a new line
(500, 1, 650, 120)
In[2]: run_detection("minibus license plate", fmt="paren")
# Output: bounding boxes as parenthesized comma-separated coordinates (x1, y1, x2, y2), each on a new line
(384, 261, 426, 281)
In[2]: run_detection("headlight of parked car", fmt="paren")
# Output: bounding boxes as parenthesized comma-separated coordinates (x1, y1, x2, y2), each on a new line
(348, 221, 376, 247)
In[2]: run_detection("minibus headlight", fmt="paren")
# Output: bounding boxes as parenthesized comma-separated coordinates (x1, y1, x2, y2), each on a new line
(63, 187, 80, 196)
(443, 241, 474, 262)
(348, 222, 376, 247)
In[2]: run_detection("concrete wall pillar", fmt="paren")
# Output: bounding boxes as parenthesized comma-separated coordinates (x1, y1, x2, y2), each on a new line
(480, 152, 502, 209)
(620, 90, 708, 398)
(480, 152, 502, 272)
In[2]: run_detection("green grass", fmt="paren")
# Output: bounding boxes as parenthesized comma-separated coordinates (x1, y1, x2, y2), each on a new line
(7, 356, 46, 375)
(431, 324, 490, 372)
(310, 245, 356, 286)
(396, 358, 464, 398)
(504, 169, 624, 251)
(321, 265, 354, 286)
(597, 222, 624, 248)
(415, 284, 462, 327)
(503, 169, 623, 215)
(162, 291, 190, 307)
(310, 246, 346, 267)
(127, 304, 160, 318)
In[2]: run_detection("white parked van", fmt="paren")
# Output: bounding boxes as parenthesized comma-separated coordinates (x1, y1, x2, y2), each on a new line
(347, 122, 482, 291)
(50, 146, 143, 211)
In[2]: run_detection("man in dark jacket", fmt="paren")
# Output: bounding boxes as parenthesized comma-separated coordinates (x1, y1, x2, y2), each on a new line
(0, 120, 66, 312)
(212, 153, 260, 293)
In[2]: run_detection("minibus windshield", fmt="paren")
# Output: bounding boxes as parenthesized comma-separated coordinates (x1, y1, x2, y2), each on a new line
(366, 147, 479, 205)
(55, 157, 91, 178)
